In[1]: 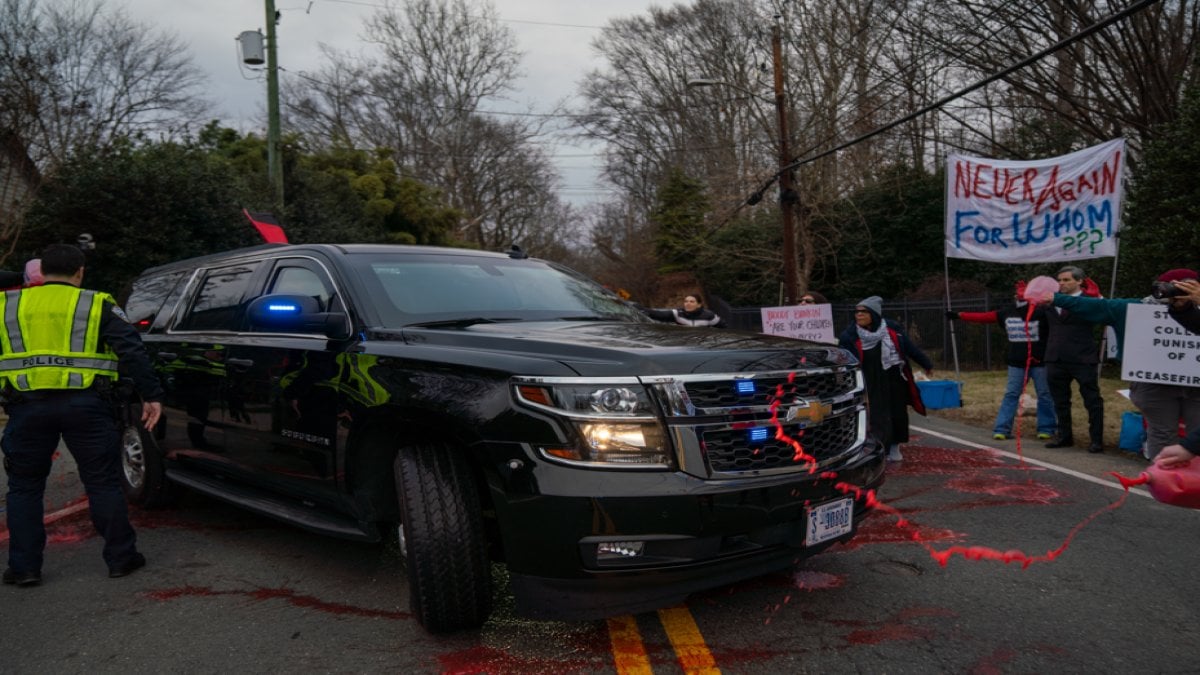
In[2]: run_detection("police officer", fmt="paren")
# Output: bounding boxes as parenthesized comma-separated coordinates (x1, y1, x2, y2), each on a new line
(2, 244, 163, 587)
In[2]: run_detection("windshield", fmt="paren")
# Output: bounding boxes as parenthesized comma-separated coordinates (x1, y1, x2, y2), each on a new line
(347, 250, 647, 328)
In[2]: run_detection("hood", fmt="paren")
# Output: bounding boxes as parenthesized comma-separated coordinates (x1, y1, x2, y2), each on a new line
(377, 320, 855, 376)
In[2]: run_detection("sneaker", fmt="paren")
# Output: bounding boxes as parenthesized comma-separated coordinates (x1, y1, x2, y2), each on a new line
(992, 433, 1008, 441)
(887, 445, 903, 462)
(1044, 436, 1074, 449)
(1036, 433, 1052, 440)
(108, 552, 146, 579)
(2, 568, 42, 587)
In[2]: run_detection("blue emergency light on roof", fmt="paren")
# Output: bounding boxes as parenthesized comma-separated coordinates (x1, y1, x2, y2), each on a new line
(735, 380, 756, 395)
(749, 427, 768, 442)
(267, 303, 299, 313)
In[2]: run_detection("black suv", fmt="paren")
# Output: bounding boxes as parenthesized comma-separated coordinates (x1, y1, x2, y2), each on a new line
(119, 243, 884, 632)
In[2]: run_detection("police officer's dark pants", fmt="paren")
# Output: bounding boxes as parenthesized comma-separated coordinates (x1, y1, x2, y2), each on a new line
(2, 389, 136, 575)
(1047, 362, 1105, 445)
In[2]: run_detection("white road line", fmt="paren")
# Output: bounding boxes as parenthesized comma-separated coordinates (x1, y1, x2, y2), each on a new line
(910, 424, 1154, 500)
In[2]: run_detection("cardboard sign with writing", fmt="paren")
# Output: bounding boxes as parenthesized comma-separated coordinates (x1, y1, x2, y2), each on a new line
(760, 304, 835, 343)
(1121, 304, 1200, 387)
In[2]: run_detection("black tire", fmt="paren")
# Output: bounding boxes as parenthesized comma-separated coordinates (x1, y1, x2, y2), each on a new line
(120, 405, 175, 507)
(393, 442, 492, 632)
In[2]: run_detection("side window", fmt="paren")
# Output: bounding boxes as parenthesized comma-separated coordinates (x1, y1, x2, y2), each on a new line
(123, 270, 188, 332)
(175, 262, 261, 332)
(270, 265, 334, 311)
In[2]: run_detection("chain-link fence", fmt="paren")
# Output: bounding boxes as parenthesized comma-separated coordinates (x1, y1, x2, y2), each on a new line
(726, 294, 1009, 371)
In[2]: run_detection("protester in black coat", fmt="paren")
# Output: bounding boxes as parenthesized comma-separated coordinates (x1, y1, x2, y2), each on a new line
(642, 293, 723, 327)
(838, 296, 933, 463)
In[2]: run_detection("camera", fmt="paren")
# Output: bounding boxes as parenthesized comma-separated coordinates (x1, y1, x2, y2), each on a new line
(1151, 280, 1186, 300)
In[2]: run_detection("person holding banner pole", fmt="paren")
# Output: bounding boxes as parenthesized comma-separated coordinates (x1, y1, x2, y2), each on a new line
(946, 280, 1057, 441)
(1047, 268, 1200, 461)
(839, 296, 933, 463)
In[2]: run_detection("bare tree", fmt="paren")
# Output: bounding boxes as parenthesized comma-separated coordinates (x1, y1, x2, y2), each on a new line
(924, 0, 1200, 158)
(287, 0, 569, 251)
(0, 0, 209, 168)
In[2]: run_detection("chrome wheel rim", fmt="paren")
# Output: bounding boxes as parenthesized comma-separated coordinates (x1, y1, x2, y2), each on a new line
(122, 426, 145, 490)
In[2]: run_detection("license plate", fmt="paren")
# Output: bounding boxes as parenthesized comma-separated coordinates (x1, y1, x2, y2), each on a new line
(805, 497, 854, 546)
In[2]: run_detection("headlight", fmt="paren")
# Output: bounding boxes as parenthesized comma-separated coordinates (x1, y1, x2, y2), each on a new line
(514, 378, 670, 468)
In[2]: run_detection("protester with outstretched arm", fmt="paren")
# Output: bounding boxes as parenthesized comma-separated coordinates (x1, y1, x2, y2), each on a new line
(1167, 278, 1200, 334)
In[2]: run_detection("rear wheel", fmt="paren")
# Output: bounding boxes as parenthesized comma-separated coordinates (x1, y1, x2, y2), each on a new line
(120, 406, 174, 507)
(393, 442, 492, 632)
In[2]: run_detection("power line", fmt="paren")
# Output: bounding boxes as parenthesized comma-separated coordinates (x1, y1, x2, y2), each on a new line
(718, 0, 1162, 235)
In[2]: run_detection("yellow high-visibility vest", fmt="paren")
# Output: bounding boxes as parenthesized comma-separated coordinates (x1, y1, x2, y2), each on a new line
(0, 285, 119, 391)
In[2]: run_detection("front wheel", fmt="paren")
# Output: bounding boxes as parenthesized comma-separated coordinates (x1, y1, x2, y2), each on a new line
(393, 442, 492, 632)
(120, 406, 174, 508)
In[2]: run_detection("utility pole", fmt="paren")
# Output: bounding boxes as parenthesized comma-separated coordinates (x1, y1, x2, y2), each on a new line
(771, 22, 799, 305)
(265, 0, 283, 207)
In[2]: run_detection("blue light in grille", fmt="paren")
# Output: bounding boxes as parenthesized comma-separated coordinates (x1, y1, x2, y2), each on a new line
(748, 427, 768, 442)
(735, 380, 756, 395)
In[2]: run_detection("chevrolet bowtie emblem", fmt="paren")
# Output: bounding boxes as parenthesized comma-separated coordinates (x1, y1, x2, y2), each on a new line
(785, 400, 833, 425)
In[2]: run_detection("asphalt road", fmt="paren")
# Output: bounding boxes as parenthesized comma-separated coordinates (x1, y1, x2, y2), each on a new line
(2, 413, 1198, 674)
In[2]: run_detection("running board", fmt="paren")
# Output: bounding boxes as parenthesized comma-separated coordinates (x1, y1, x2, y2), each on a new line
(166, 468, 382, 543)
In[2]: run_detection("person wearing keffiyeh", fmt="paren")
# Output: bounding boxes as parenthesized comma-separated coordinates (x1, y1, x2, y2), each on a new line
(838, 296, 934, 463)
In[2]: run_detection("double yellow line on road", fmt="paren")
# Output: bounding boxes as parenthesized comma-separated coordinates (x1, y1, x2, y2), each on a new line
(607, 605, 719, 674)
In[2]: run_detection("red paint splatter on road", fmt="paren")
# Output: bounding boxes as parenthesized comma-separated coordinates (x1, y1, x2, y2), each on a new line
(437, 645, 600, 675)
(145, 585, 409, 620)
(792, 569, 845, 591)
(944, 474, 1062, 504)
(834, 512, 965, 551)
(969, 647, 1019, 675)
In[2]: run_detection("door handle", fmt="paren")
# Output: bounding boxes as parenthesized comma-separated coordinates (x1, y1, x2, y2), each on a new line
(226, 358, 255, 369)
(156, 352, 178, 361)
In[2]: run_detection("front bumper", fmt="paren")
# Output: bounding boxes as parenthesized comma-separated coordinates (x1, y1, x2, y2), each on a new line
(492, 446, 885, 620)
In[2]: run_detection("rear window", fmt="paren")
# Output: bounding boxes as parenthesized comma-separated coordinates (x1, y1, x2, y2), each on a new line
(123, 270, 189, 332)
(175, 263, 262, 332)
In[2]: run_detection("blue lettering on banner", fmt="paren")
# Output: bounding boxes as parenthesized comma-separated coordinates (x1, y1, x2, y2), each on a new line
(952, 198, 1115, 252)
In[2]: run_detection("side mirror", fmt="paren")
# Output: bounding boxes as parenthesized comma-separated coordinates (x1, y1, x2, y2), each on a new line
(246, 294, 352, 340)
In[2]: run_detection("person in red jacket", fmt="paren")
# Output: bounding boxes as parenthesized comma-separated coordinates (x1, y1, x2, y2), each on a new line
(946, 280, 1057, 441)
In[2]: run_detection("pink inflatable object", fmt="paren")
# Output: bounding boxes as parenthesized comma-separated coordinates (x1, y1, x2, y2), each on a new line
(1023, 275, 1058, 303)
(23, 258, 43, 286)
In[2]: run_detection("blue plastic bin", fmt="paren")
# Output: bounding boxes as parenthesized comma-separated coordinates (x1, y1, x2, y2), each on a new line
(1118, 411, 1146, 452)
(916, 380, 962, 409)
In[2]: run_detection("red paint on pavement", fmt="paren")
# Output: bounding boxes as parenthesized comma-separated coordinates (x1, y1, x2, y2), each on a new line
(145, 585, 410, 620)
(969, 647, 1019, 675)
(792, 569, 845, 591)
(834, 513, 964, 551)
(437, 645, 599, 674)
(845, 622, 933, 645)
(944, 474, 1062, 504)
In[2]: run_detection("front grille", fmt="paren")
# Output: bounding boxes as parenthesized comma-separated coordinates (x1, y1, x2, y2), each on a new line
(702, 412, 859, 474)
(683, 370, 855, 409)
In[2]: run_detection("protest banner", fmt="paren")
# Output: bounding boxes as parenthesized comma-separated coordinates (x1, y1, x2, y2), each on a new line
(1121, 304, 1200, 387)
(760, 304, 835, 343)
(944, 138, 1125, 263)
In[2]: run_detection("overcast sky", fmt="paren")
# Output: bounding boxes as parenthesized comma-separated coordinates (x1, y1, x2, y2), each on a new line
(116, 0, 664, 206)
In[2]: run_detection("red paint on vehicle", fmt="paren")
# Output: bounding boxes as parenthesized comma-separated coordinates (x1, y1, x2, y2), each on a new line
(145, 585, 410, 620)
